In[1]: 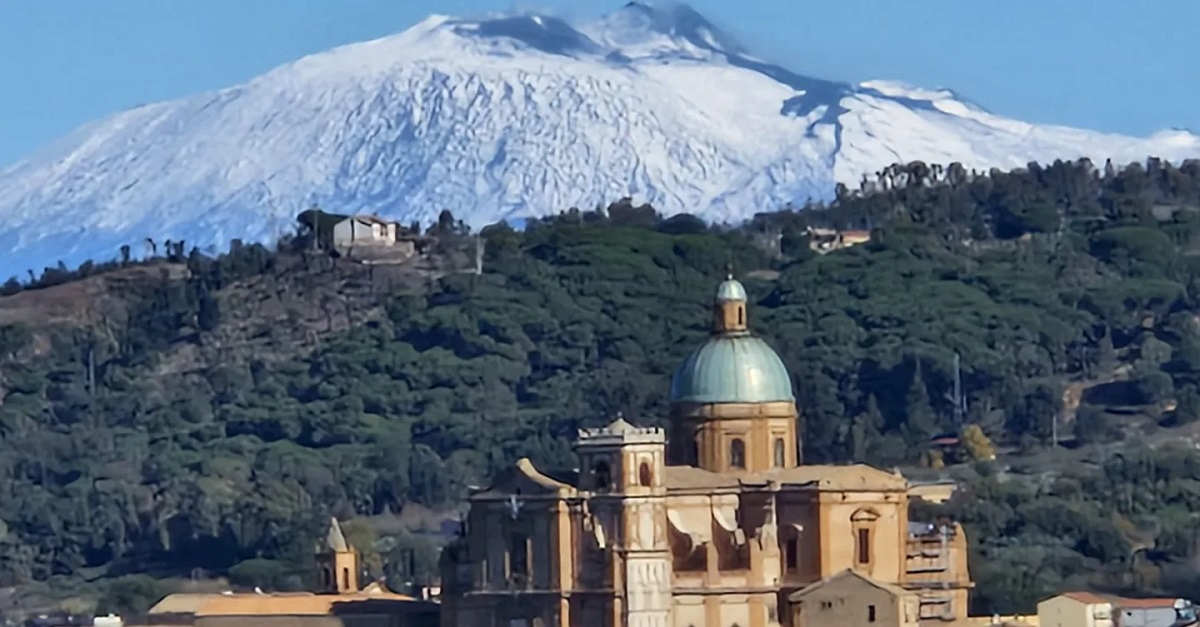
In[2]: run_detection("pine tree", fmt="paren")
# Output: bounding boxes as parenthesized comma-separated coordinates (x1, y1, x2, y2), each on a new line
(848, 414, 869, 462)
(865, 393, 885, 432)
(1096, 327, 1116, 375)
(904, 363, 938, 447)
(848, 394, 886, 463)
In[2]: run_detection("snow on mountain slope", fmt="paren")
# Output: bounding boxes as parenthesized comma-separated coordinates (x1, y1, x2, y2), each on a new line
(0, 2, 1197, 276)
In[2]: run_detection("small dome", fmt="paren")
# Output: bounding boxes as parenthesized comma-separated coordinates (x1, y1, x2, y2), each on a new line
(715, 278, 747, 302)
(670, 335, 795, 404)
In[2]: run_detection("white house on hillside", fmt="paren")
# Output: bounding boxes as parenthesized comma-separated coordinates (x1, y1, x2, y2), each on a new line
(332, 215, 398, 248)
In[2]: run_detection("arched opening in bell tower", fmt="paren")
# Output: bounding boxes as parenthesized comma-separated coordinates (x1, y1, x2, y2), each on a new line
(638, 461, 653, 487)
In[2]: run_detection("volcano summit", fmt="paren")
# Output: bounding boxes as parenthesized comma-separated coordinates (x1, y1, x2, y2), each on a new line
(0, 2, 1196, 273)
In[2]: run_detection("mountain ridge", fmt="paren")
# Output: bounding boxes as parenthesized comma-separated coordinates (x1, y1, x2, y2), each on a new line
(0, 1, 1197, 275)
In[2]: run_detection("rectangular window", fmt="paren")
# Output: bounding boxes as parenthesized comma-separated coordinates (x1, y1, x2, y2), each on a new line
(510, 534, 530, 576)
(786, 538, 798, 571)
(869, 605, 876, 622)
(857, 528, 871, 564)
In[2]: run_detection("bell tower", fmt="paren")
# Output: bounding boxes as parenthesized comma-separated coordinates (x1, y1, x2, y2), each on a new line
(576, 416, 673, 627)
(316, 517, 360, 594)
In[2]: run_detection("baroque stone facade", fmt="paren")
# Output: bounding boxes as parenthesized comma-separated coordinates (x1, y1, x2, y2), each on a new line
(438, 272, 973, 627)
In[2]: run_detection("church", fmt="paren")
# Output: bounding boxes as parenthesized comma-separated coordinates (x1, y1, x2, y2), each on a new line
(438, 271, 974, 627)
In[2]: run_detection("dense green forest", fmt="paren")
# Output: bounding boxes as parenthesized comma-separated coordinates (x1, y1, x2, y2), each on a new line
(3, 157, 1200, 616)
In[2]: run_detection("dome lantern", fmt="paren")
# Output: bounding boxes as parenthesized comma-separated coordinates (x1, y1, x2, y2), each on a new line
(712, 263, 748, 333)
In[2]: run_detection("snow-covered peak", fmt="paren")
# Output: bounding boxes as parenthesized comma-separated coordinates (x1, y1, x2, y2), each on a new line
(1150, 128, 1200, 147)
(861, 80, 958, 103)
(0, 4, 1196, 277)
(583, 1, 745, 59)
(377, 2, 745, 62)
(447, 14, 605, 58)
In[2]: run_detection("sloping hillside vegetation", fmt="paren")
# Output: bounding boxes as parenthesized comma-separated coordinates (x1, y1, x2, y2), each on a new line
(3, 158, 1200, 616)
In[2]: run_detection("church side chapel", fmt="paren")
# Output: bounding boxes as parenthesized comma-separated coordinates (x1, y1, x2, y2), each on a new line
(148, 518, 440, 627)
(438, 271, 974, 627)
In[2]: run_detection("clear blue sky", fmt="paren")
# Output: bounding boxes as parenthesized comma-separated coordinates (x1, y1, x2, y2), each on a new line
(1, 0, 1197, 167)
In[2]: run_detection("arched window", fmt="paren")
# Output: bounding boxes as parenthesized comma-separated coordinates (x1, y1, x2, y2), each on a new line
(638, 462, 653, 487)
(730, 438, 746, 469)
(737, 305, 744, 326)
(591, 460, 611, 491)
(773, 438, 786, 467)
(342, 567, 350, 590)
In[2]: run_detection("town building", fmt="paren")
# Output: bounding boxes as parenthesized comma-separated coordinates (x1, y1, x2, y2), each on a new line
(789, 569, 920, 627)
(333, 215, 399, 247)
(1038, 593, 1197, 627)
(330, 215, 428, 262)
(805, 227, 872, 254)
(438, 270, 973, 627)
(147, 518, 438, 627)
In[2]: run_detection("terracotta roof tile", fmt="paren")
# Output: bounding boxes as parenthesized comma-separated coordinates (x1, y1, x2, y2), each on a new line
(662, 463, 908, 491)
(152, 589, 420, 618)
(762, 464, 908, 490)
(1114, 598, 1178, 609)
(1062, 592, 1109, 604)
(663, 465, 741, 489)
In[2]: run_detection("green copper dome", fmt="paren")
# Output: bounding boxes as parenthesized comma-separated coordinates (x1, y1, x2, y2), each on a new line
(715, 278, 747, 302)
(670, 270, 795, 404)
(670, 334, 795, 404)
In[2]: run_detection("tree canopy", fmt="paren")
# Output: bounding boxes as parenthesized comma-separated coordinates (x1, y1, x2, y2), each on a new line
(3, 157, 1200, 615)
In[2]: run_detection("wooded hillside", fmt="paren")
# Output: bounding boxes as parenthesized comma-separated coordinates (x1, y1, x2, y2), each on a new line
(3, 157, 1200, 616)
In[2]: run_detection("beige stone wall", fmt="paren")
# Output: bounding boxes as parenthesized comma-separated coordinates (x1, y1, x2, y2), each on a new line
(442, 445, 974, 627)
(907, 482, 955, 504)
(775, 493, 822, 585)
(670, 401, 798, 473)
(196, 618, 342, 627)
(466, 492, 571, 594)
(818, 493, 907, 584)
(671, 593, 778, 627)
(1038, 596, 1104, 627)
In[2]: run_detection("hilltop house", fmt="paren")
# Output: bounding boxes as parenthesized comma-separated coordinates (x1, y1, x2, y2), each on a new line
(330, 215, 424, 261)
(805, 226, 872, 254)
(333, 215, 399, 247)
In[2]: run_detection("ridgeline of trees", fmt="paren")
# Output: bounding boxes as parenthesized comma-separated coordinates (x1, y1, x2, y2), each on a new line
(2, 157, 1200, 615)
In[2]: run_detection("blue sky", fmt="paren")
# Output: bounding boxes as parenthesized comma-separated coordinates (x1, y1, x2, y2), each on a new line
(1, 0, 1197, 167)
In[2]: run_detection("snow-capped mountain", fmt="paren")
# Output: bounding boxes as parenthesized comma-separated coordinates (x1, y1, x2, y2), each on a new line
(0, 2, 1197, 276)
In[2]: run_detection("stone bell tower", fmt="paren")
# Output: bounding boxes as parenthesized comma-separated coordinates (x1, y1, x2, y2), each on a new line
(316, 517, 359, 594)
(576, 416, 673, 627)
